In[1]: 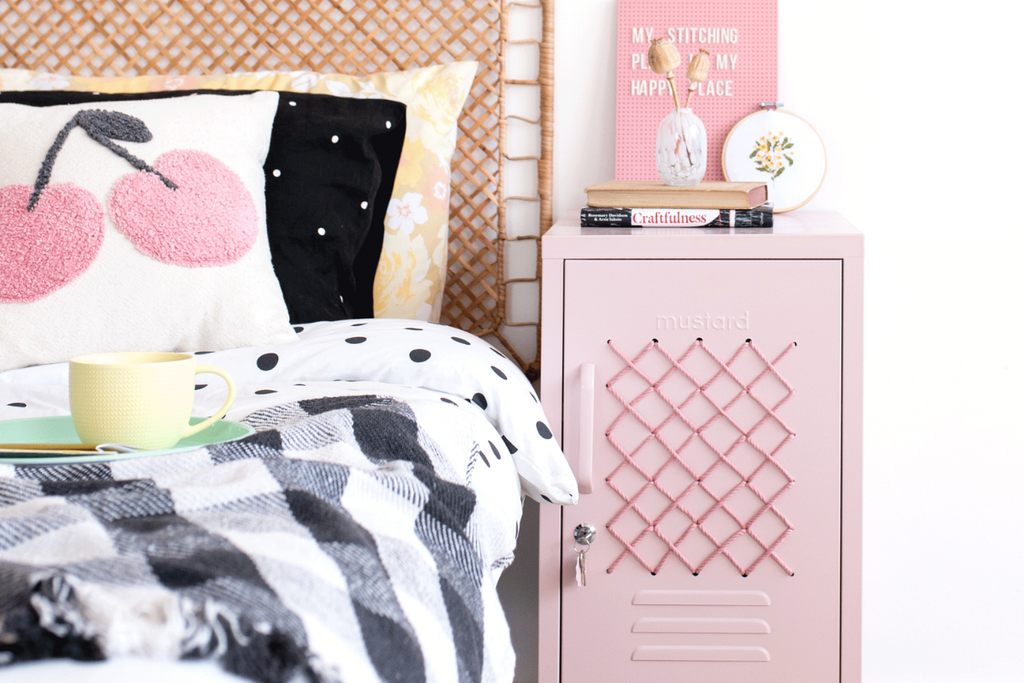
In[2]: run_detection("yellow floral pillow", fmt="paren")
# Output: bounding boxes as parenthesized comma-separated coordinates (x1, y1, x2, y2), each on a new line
(0, 63, 477, 322)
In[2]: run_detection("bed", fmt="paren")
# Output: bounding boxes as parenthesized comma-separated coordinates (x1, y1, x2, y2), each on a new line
(0, 1, 566, 681)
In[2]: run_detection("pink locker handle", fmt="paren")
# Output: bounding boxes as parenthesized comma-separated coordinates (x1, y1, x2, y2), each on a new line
(578, 363, 595, 494)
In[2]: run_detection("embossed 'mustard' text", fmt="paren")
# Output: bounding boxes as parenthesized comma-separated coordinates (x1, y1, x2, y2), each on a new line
(656, 312, 750, 331)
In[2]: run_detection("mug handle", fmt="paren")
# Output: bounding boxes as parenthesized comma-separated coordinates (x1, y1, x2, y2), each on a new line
(181, 364, 237, 439)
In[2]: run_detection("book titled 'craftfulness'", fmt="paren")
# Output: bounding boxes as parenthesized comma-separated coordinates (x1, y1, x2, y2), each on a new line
(585, 180, 768, 210)
(581, 204, 773, 228)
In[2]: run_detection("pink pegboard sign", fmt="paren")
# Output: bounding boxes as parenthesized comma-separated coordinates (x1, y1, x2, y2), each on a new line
(616, 0, 777, 182)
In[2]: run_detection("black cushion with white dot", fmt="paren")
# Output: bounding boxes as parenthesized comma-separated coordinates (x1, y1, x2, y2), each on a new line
(260, 93, 406, 323)
(0, 89, 407, 324)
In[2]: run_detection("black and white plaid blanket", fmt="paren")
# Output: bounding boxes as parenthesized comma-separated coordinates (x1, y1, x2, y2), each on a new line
(0, 392, 522, 683)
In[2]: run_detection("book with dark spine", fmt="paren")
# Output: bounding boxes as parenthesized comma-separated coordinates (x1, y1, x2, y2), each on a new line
(581, 204, 773, 228)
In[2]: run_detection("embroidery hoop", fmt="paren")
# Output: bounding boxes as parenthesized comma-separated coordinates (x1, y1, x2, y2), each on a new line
(721, 105, 827, 213)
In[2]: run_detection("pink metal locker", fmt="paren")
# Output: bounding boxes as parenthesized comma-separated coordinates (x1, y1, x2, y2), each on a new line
(539, 212, 863, 682)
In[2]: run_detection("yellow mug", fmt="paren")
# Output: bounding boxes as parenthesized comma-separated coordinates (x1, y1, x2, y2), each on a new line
(69, 352, 236, 450)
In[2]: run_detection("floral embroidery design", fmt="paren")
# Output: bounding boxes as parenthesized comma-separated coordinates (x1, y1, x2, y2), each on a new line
(751, 131, 794, 179)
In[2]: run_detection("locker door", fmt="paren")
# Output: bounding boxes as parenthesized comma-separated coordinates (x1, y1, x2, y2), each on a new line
(559, 258, 844, 683)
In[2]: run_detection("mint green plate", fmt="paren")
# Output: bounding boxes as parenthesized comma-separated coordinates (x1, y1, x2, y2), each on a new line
(0, 416, 254, 466)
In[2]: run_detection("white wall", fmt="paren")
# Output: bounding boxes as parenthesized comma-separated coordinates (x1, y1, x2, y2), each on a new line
(548, 1, 1024, 681)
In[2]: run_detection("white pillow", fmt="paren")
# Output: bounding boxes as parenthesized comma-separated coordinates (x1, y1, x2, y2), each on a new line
(0, 92, 297, 372)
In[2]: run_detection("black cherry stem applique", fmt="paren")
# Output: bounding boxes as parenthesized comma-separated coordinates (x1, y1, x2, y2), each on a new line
(0, 113, 135, 301)
(28, 109, 177, 212)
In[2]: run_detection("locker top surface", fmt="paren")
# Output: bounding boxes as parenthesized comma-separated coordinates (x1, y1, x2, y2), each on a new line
(544, 211, 863, 260)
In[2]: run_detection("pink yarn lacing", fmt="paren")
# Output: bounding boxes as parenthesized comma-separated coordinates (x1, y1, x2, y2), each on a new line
(603, 338, 797, 577)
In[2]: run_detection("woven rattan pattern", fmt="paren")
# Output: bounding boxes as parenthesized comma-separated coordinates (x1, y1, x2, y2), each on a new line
(0, 0, 551, 377)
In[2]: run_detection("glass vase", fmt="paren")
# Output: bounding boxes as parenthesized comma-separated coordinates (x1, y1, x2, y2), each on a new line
(655, 108, 707, 186)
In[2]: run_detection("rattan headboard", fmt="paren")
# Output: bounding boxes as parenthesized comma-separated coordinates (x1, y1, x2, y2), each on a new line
(0, 0, 552, 378)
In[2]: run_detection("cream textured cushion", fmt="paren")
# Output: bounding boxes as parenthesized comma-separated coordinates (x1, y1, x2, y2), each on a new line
(0, 92, 296, 372)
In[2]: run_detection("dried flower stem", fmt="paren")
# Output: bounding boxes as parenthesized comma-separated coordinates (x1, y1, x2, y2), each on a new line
(666, 73, 681, 109)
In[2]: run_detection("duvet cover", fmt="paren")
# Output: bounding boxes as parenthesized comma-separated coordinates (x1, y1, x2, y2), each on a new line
(0, 319, 578, 683)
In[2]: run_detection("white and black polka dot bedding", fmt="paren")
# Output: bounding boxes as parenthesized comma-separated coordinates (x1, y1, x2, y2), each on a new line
(0, 319, 576, 683)
(0, 318, 578, 506)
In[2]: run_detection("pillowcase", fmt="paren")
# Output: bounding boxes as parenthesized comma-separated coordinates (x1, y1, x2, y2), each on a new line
(0, 89, 408, 324)
(0, 63, 478, 323)
(0, 92, 297, 372)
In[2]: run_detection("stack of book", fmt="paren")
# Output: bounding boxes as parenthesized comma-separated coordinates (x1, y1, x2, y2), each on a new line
(581, 180, 773, 229)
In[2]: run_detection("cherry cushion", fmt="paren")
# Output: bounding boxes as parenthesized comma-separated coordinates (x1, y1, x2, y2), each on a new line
(0, 92, 297, 372)
(0, 63, 477, 324)
(0, 89, 408, 324)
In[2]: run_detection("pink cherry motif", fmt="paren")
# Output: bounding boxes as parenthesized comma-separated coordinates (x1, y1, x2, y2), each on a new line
(108, 149, 258, 267)
(0, 184, 104, 303)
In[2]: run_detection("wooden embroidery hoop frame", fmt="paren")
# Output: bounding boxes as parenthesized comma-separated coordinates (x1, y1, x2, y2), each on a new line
(721, 105, 828, 213)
